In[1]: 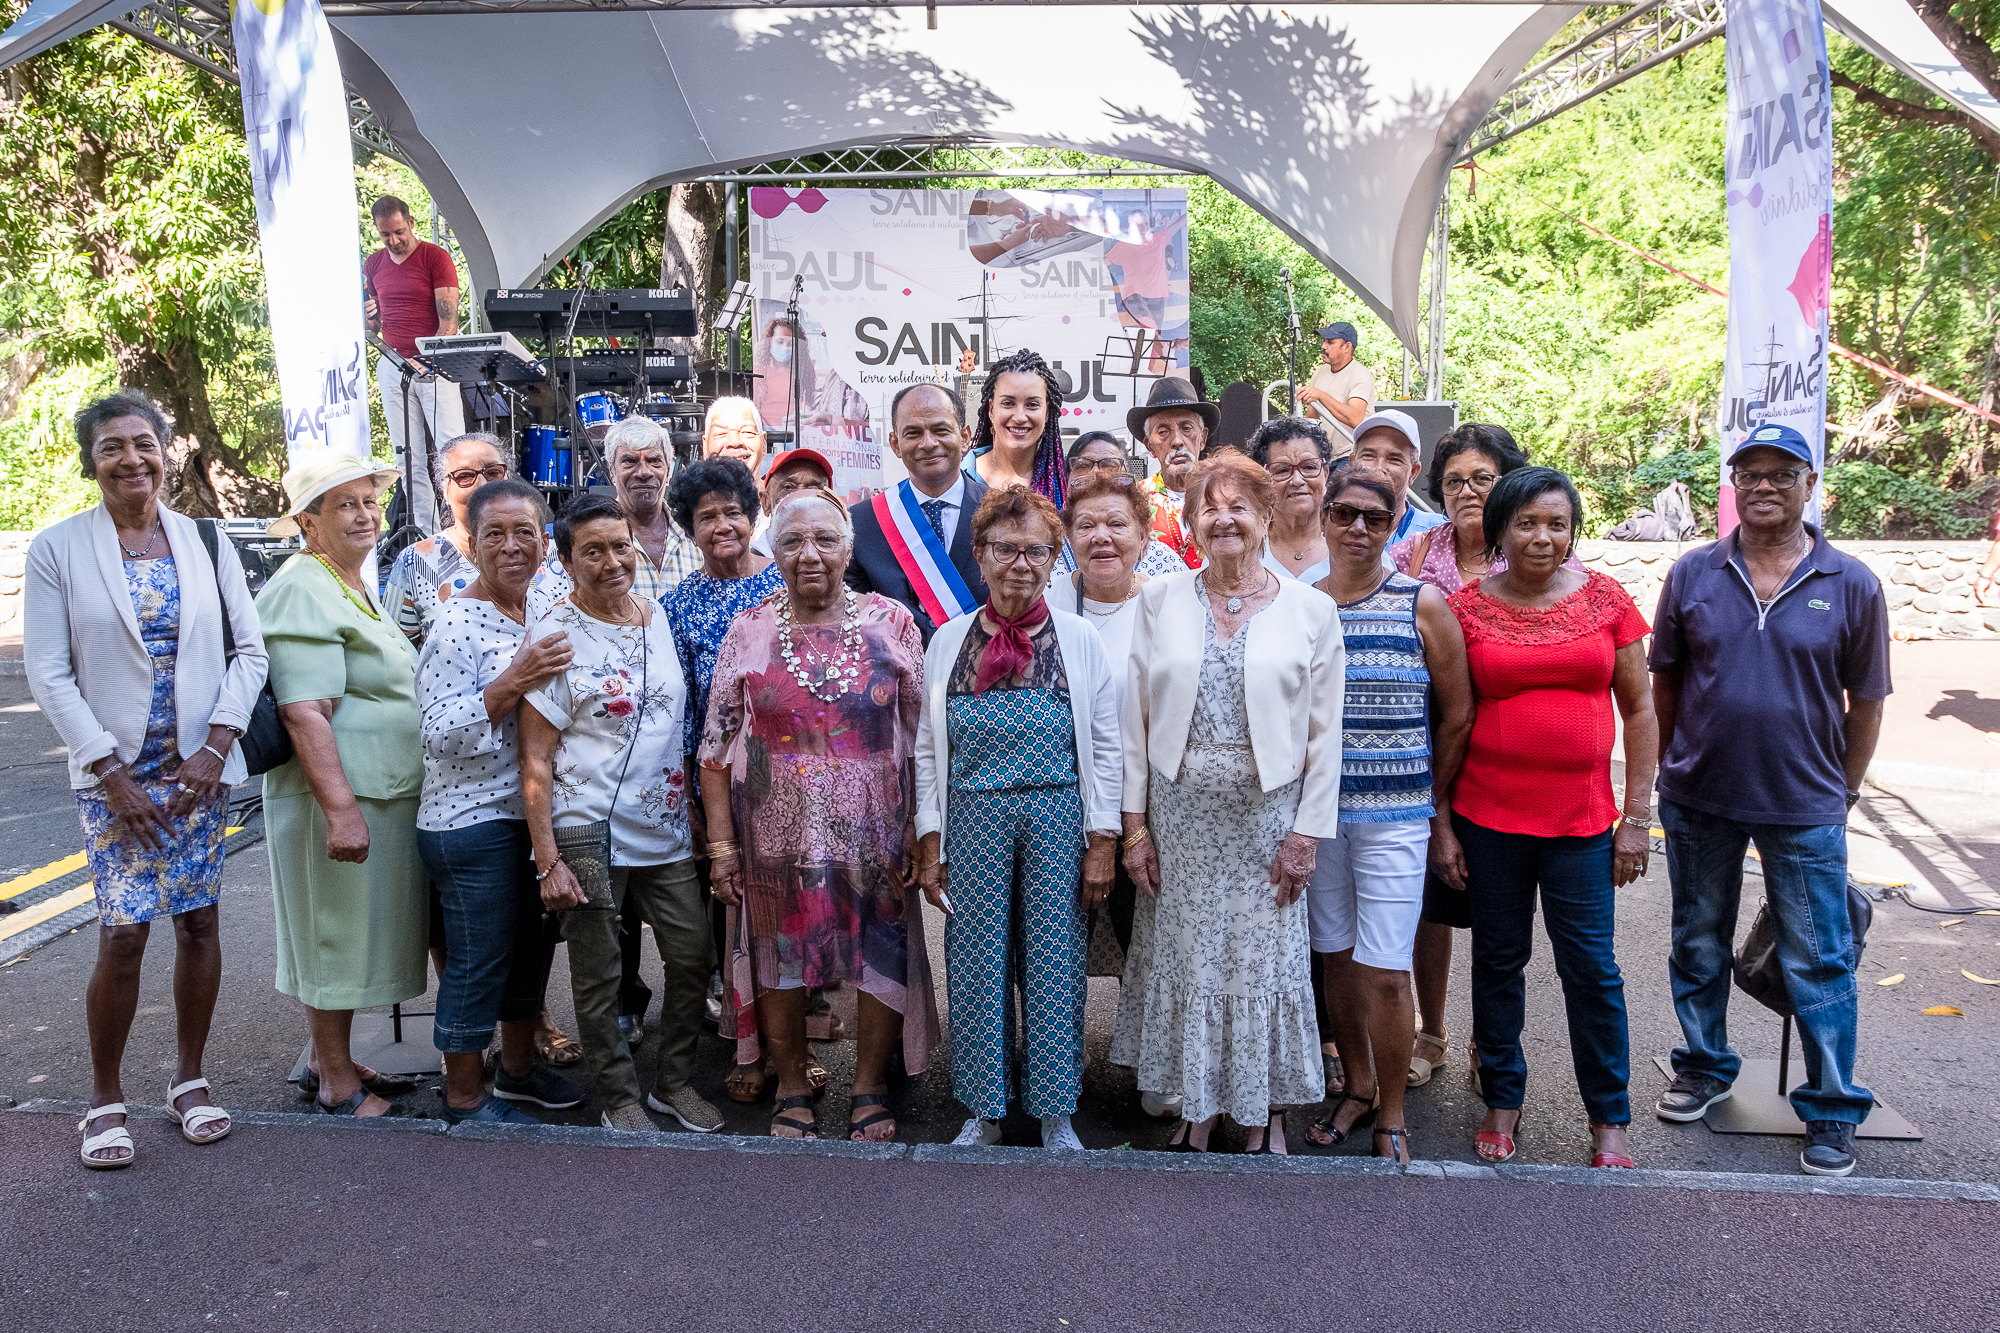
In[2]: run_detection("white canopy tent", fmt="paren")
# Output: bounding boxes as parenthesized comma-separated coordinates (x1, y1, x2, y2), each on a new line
(2, 0, 1996, 352)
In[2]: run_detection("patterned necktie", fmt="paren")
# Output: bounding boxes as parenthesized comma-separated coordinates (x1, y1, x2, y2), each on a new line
(920, 499, 947, 544)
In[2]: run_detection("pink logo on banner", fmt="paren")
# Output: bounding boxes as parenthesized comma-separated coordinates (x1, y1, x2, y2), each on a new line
(750, 187, 831, 219)
(1786, 213, 1832, 323)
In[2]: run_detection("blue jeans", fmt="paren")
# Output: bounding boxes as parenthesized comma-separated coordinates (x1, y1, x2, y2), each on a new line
(1659, 800, 1873, 1125)
(418, 820, 556, 1054)
(1457, 813, 1630, 1125)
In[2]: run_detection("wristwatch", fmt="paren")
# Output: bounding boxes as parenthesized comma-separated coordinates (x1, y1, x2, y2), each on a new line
(1846, 788, 1863, 810)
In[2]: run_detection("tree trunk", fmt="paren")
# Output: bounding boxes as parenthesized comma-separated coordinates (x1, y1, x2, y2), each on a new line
(117, 336, 282, 518)
(659, 183, 726, 361)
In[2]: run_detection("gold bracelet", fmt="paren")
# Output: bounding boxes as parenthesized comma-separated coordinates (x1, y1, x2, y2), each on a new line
(707, 840, 740, 859)
(1121, 826, 1151, 851)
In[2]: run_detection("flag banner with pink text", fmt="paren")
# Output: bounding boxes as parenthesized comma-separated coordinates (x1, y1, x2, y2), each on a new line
(1717, 0, 1833, 529)
(234, 0, 372, 462)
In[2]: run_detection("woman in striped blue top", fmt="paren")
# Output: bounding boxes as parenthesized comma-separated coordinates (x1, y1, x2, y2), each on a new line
(1303, 470, 1474, 1162)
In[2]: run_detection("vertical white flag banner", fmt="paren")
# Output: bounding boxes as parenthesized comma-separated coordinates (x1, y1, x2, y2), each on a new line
(234, 0, 371, 462)
(1717, 0, 1833, 530)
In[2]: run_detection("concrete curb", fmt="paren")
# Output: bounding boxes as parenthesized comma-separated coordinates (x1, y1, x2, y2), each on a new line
(1869, 758, 2000, 797)
(9, 1098, 1996, 1202)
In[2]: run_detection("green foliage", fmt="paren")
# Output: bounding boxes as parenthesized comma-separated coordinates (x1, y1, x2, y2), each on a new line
(1824, 461, 1993, 539)
(0, 358, 112, 529)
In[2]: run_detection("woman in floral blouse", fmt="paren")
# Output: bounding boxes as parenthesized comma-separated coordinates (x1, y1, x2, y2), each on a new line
(519, 493, 720, 1135)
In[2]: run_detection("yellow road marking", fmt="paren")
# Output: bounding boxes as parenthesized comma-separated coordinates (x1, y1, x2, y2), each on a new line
(0, 885, 94, 942)
(0, 851, 87, 902)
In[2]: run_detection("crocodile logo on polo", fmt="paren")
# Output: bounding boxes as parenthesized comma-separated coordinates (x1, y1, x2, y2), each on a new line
(1809, 599, 1831, 610)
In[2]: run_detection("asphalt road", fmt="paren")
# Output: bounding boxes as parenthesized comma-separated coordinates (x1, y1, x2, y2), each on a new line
(5, 1109, 1998, 1333)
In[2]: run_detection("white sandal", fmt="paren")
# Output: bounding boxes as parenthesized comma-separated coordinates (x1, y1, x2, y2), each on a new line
(166, 1077, 231, 1145)
(79, 1103, 135, 1170)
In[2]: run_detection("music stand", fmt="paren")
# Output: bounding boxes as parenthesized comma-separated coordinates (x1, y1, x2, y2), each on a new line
(1649, 1018, 1920, 1140)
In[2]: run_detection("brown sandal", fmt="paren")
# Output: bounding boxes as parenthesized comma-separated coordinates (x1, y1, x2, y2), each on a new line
(536, 1025, 584, 1068)
(804, 1054, 830, 1099)
(726, 1060, 774, 1104)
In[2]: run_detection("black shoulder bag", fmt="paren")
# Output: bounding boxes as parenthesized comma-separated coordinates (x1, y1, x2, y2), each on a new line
(197, 519, 294, 776)
(552, 612, 645, 910)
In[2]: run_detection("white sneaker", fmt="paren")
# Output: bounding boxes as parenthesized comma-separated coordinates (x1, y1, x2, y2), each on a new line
(1041, 1114, 1085, 1151)
(1140, 1090, 1184, 1119)
(951, 1116, 1003, 1147)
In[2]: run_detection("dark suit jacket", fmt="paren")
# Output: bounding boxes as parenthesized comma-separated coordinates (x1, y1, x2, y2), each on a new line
(847, 473, 990, 644)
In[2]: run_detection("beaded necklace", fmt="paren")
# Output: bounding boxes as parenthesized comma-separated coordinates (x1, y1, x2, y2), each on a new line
(777, 588, 864, 702)
(312, 552, 381, 621)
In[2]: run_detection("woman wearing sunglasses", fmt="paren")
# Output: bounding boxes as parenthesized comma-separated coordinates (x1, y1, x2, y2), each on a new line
(383, 432, 514, 650)
(1302, 472, 1474, 1161)
(916, 486, 1124, 1151)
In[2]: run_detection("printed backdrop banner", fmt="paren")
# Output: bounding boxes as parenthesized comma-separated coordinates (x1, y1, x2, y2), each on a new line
(749, 187, 1190, 502)
(234, 0, 371, 462)
(1717, 0, 1833, 529)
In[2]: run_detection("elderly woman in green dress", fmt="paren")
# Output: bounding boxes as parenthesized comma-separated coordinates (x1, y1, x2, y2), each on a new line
(262, 451, 429, 1117)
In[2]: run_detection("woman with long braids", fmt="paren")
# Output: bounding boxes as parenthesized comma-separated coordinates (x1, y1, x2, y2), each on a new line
(968, 348, 1069, 510)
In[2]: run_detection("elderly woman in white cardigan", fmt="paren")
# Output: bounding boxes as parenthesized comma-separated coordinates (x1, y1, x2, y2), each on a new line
(1110, 451, 1344, 1156)
(916, 485, 1122, 1152)
(25, 392, 267, 1169)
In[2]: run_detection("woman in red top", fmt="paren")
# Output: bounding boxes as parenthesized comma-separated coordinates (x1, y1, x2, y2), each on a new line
(1433, 467, 1658, 1170)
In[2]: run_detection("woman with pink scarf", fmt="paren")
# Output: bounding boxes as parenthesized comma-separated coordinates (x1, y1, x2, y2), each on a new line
(915, 486, 1123, 1152)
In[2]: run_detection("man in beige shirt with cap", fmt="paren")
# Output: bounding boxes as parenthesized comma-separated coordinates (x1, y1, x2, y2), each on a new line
(1299, 321, 1374, 458)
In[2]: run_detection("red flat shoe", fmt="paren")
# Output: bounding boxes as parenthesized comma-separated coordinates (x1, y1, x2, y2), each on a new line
(1472, 1111, 1521, 1164)
(1591, 1152, 1636, 1169)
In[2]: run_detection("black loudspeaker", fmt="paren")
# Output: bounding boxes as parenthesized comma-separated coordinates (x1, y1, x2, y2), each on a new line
(1391, 401, 1459, 477)
(1216, 380, 1263, 451)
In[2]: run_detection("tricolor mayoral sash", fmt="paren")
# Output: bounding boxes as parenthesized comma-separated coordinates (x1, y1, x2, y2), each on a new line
(870, 479, 978, 626)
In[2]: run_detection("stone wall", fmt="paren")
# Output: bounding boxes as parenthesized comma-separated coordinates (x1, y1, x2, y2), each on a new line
(1578, 539, 1999, 639)
(0, 532, 28, 640)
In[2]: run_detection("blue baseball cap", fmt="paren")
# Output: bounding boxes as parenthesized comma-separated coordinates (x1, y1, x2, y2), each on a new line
(1736, 423, 1814, 464)
(1316, 321, 1359, 345)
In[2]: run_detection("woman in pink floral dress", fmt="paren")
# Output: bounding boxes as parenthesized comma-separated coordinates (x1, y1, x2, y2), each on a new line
(699, 490, 938, 1142)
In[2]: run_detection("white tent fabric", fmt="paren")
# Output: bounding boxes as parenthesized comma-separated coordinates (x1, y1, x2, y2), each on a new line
(326, 5, 1575, 350)
(3, 1, 1997, 349)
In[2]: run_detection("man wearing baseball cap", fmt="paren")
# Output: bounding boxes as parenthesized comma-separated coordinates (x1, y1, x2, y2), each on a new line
(750, 447, 835, 557)
(1648, 422, 1891, 1178)
(1299, 321, 1374, 455)
(1349, 408, 1449, 549)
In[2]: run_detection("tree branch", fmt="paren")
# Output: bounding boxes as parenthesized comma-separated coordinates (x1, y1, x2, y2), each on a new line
(1909, 0, 2000, 102)
(1830, 68, 2000, 165)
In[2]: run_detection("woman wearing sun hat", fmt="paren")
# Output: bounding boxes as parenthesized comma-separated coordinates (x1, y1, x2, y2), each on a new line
(261, 449, 430, 1117)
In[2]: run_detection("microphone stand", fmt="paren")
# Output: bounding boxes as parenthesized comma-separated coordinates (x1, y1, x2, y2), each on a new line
(1283, 270, 1301, 413)
(786, 274, 805, 453)
(564, 262, 595, 487)
(369, 331, 428, 566)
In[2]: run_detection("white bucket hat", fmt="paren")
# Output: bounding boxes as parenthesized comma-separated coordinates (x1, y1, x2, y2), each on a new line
(267, 450, 402, 538)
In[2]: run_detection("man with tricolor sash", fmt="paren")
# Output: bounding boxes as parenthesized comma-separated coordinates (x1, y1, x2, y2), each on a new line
(847, 383, 990, 643)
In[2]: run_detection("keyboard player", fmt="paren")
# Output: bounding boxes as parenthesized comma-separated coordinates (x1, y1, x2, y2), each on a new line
(363, 194, 463, 534)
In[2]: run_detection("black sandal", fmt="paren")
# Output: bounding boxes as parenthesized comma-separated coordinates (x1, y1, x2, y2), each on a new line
(312, 1089, 417, 1118)
(1163, 1119, 1207, 1153)
(1245, 1109, 1286, 1155)
(300, 1065, 425, 1102)
(1373, 1126, 1413, 1164)
(1306, 1094, 1378, 1147)
(770, 1094, 818, 1140)
(847, 1093, 896, 1142)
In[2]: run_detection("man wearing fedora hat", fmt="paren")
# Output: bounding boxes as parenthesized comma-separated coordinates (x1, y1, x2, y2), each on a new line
(1299, 321, 1375, 456)
(1128, 376, 1219, 571)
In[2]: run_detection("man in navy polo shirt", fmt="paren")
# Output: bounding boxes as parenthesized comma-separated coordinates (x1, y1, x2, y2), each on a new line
(1647, 423, 1890, 1178)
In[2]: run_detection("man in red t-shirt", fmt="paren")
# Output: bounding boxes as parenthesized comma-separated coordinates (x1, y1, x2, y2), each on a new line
(363, 195, 463, 534)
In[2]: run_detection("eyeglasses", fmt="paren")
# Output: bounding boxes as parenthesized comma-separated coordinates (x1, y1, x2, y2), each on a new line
(1069, 457, 1131, 476)
(445, 464, 509, 489)
(1730, 466, 1808, 491)
(1266, 459, 1327, 483)
(1323, 502, 1395, 533)
(775, 533, 846, 556)
(980, 540, 1058, 567)
(1440, 471, 1500, 497)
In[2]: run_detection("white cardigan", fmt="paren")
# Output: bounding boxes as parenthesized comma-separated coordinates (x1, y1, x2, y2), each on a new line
(26, 502, 268, 789)
(915, 606, 1123, 862)
(1122, 570, 1345, 840)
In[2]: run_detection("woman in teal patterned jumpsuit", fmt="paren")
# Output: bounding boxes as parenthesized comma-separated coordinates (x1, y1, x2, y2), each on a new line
(916, 486, 1123, 1152)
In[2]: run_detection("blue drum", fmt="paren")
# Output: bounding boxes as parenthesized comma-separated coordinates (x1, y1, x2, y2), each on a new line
(525, 424, 569, 485)
(575, 393, 622, 441)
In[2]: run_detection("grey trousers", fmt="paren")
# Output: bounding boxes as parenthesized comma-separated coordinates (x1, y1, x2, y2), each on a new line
(560, 858, 711, 1111)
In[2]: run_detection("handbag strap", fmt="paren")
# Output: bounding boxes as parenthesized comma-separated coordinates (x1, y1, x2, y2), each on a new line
(1403, 526, 1435, 579)
(197, 518, 238, 663)
(604, 601, 646, 828)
